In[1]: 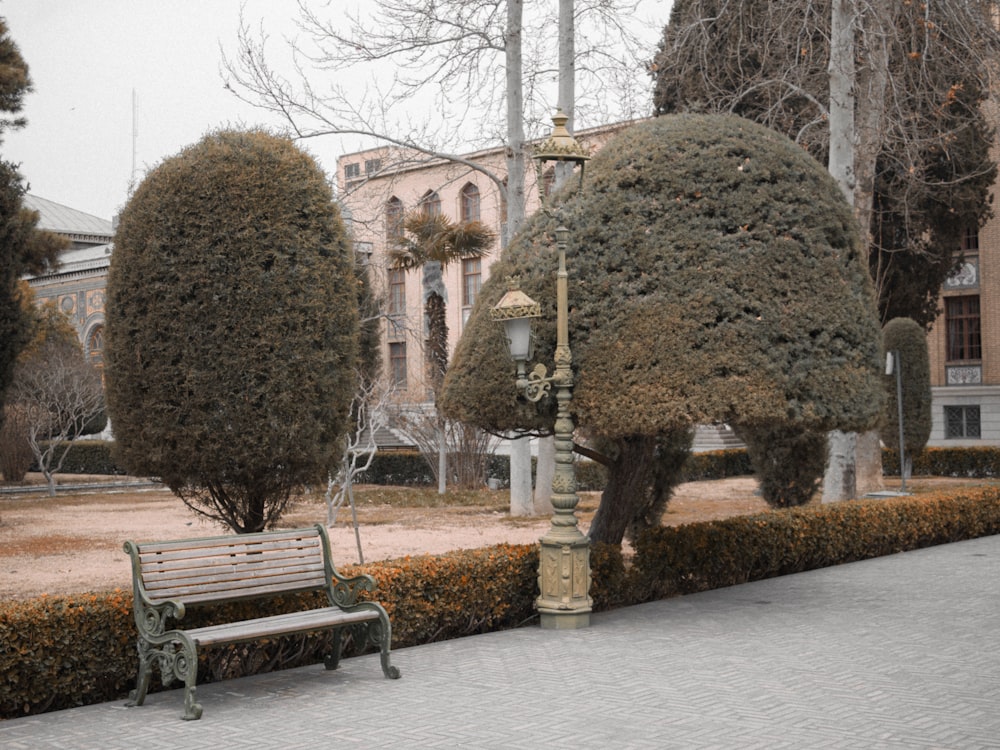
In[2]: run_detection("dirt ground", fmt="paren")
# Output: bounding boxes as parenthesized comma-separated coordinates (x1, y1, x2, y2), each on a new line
(0, 473, 966, 600)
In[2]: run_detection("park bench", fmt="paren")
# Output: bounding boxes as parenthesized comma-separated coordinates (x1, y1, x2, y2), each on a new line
(123, 523, 400, 720)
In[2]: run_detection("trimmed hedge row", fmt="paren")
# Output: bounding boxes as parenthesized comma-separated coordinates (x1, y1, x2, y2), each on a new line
(629, 486, 1000, 601)
(28, 440, 127, 476)
(31, 442, 1000, 486)
(883, 446, 1000, 478)
(4, 485, 1000, 718)
(28, 443, 747, 490)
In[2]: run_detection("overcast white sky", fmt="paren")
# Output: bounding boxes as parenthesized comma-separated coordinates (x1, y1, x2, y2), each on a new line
(2, 1, 670, 223)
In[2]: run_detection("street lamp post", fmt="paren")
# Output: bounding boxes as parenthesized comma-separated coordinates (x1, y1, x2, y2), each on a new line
(490, 110, 592, 630)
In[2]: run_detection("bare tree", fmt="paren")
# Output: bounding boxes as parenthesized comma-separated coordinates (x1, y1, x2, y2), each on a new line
(393, 405, 500, 491)
(225, 0, 661, 515)
(9, 341, 104, 496)
(325, 374, 395, 564)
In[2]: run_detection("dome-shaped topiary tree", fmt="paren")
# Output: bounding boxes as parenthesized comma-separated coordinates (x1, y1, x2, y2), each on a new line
(105, 129, 360, 533)
(881, 317, 931, 477)
(442, 114, 885, 544)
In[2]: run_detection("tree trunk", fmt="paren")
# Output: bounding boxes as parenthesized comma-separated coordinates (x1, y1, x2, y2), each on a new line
(425, 291, 448, 392)
(855, 429, 884, 495)
(587, 436, 657, 545)
(437, 420, 447, 495)
(827, 0, 855, 202)
(848, 0, 895, 497)
(504, 0, 527, 246)
(822, 430, 856, 503)
(824, 0, 888, 501)
(505, 0, 531, 516)
(555, 0, 577, 188)
(533, 435, 555, 514)
(509, 435, 534, 516)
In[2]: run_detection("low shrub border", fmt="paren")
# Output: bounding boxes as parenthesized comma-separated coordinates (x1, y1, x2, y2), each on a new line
(2, 485, 999, 718)
(26, 443, 1000, 486)
(883, 446, 1000, 478)
(630, 485, 1000, 600)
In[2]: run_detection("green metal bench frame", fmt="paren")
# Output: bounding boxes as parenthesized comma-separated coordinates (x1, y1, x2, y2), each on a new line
(123, 523, 400, 720)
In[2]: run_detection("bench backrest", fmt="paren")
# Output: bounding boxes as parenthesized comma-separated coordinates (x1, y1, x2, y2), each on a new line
(130, 526, 330, 606)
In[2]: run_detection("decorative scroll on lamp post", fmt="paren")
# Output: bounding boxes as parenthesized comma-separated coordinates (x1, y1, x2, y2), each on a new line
(491, 109, 592, 629)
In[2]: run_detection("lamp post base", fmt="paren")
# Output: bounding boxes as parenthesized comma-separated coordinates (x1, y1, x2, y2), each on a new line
(539, 609, 591, 630)
(536, 533, 592, 630)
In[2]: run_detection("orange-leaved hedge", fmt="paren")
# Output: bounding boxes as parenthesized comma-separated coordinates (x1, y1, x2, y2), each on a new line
(4, 486, 1000, 718)
(630, 485, 1000, 600)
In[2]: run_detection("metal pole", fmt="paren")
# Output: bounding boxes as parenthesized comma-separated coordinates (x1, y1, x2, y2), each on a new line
(893, 350, 907, 493)
(536, 225, 592, 629)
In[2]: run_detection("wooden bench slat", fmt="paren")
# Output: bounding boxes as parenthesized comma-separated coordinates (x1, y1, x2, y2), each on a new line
(142, 561, 325, 588)
(140, 555, 324, 581)
(135, 530, 322, 555)
(146, 573, 329, 604)
(187, 607, 379, 647)
(137, 538, 322, 564)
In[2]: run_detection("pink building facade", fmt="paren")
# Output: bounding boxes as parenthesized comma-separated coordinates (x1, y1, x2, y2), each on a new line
(337, 124, 623, 407)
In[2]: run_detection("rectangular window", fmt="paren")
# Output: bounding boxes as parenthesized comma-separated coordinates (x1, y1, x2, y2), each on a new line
(389, 342, 407, 389)
(365, 158, 381, 175)
(344, 162, 360, 180)
(462, 258, 482, 308)
(946, 296, 981, 361)
(962, 227, 980, 252)
(944, 405, 981, 439)
(388, 269, 406, 315)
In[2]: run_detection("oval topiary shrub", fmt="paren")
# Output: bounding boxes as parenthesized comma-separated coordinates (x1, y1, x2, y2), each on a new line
(881, 317, 931, 468)
(105, 129, 360, 532)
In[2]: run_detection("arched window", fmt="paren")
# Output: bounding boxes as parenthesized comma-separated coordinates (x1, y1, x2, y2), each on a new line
(460, 183, 481, 222)
(420, 190, 442, 217)
(86, 325, 104, 368)
(386, 196, 404, 240)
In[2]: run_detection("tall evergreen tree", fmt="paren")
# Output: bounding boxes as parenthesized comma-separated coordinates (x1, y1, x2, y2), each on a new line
(0, 19, 66, 424)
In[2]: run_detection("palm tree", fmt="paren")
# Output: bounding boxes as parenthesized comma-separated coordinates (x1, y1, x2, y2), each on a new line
(389, 208, 495, 493)
(389, 210, 495, 393)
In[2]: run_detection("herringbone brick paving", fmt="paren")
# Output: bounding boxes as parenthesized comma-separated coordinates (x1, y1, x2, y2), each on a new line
(3, 535, 999, 749)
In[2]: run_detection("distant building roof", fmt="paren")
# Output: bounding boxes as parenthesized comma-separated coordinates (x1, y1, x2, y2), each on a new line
(23, 194, 113, 244)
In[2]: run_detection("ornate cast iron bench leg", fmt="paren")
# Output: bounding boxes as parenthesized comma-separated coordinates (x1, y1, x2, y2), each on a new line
(372, 614, 401, 680)
(127, 638, 154, 707)
(175, 639, 202, 721)
(324, 628, 343, 671)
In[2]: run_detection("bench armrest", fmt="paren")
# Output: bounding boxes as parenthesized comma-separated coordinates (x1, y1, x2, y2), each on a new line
(313, 524, 377, 607)
(123, 540, 187, 636)
(329, 571, 377, 607)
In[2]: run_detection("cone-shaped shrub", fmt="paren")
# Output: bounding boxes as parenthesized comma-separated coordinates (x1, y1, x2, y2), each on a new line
(881, 317, 931, 460)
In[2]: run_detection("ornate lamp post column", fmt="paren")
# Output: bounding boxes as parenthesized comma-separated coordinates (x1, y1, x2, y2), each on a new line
(490, 110, 592, 630)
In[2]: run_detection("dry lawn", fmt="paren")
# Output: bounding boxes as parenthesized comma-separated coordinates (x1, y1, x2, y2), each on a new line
(0, 473, 980, 600)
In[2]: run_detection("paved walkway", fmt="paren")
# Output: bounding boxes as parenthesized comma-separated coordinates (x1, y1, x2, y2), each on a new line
(3, 535, 1000, 749)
